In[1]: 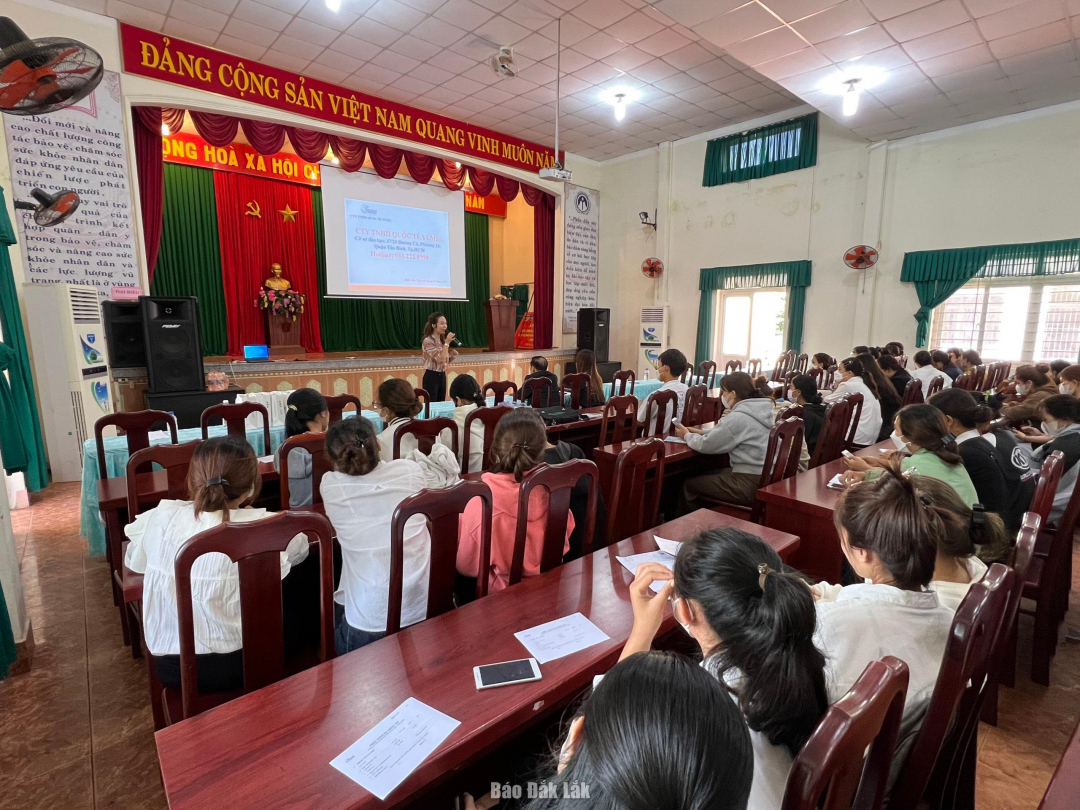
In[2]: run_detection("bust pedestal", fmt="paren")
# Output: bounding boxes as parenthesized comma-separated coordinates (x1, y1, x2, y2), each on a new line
(263, 294, 305, 356)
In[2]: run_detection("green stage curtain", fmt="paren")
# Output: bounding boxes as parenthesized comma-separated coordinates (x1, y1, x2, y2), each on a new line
(0, 187, 48, 491)
(152, 164, 229, 355)
(900, 238, 1080, 346)
(695, 260, 812, 363)
(315, 189, 490, 351)
(703, 113, 818, 187)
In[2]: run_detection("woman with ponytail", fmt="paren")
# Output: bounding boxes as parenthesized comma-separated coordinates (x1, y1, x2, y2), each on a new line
(456, 411, 574, 593)
(443, 374, 488, 474)
(125, 436, 309, 690)
(613, 528, 827, 809)
(823, 356, 883, 445)
(275, 387, 329, 507)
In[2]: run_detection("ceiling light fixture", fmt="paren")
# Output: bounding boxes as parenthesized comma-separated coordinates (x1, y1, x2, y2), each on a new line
(331, 154, 339, 165)
(325, 0, 340, 11)
(160, 123, 170, 136)
(600, 85, 640, 123)
(842, 79, 861, 116)
(818, 65, 885, 118)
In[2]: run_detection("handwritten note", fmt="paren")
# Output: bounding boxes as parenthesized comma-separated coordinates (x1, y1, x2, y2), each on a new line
(616, 550, 676, 593)
(562, 184, 599, 333)
(514, 612, 610, 664)
(330, 698, 460, 800)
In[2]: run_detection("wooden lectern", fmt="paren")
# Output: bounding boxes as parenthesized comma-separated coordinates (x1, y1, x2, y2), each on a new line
(265, 309, 305, 356)
(485, 299, 517, 352)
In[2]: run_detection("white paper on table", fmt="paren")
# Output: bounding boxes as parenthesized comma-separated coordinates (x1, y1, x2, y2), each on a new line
(329, 697, 461, 800)
(616, 549, 676, 593)
(514, 612, 610, 664)
(653, 535, 682, 557)
(664, 434, 686, 444)
(257, 454, 275, 464)
(148, 430, 170, 442)
(581, 411, 603, 419)
(827, 473, 845, 490)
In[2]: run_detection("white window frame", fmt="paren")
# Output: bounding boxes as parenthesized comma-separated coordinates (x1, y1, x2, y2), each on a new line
(713, 286, 788, 368)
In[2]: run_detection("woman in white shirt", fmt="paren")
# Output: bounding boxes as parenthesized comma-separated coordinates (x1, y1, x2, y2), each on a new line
(607, 528, 827, 810)
(824, 356, 883, 446)
(374, 377, 422, 463)
(442, 374, 487, 474)
(322, 415, 460, 654)
(125, 436, 309, 691)
(274, 387, 329, 507)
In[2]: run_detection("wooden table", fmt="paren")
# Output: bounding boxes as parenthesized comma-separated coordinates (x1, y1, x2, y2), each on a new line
(154, 509, 799, 810)
(1039, 716, 1080, 809)
(757, 440, 893, 583)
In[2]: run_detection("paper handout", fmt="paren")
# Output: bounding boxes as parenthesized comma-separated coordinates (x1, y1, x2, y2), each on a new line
(616, 549, 676, 593)
(514, 613, 610, 664)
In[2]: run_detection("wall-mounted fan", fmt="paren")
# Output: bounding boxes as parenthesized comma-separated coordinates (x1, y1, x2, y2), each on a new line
(843, 245, 879, 270)
(14, 188, 80, 227)
(0, 17, 103, 116)
(642, 257, 664, 278)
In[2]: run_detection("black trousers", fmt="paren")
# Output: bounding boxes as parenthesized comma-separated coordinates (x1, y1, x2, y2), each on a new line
(423, 369, 447, 402)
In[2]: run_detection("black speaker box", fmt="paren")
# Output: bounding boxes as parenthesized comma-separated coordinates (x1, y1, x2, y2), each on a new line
(140, 296, 205, 393)
(101, 300, 146, 368)
(576, 307, 610, 364)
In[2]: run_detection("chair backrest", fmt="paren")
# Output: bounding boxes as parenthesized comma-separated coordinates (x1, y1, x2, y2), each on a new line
(810, 397, 852, 468)
(795, 353, 809, 373)
(612, 369, 636, 396)
(126, 440, 201, 518)
(1029, 450, 1065, 527)
(201, 402, 270, 449)
(279, 431, 332, 510)
(972, 365, 986, 391)
(561, 373, 591, 409)
(414, 387, 431, 418)
(519, 375, 557, 408)
(324, 393, 362, 424)
(641, 389, 679, 437)
(606, 438, 666, 544)
(482, 380, 518, 404)
(174, 511, 336, 719)
(747, 358, 762, 377)
(890, 563, 1017, 809)
(599, 395, 638, 446)
(990, 513, 1038, 689)
(782, 656, 910, 810)
(697, 361, 717, 389)
(388, 480, 493, 634)
(682, 384, 709, 427)
(462, 406, 509, 472)
(926, 375, 944, 396)
(903, 377, 924, 406)
(509, 459, 598, 585)
(751, 417, 804, 522)
(954, 374, 975, 391)
(394, 416, 457, 459)
(809, 367, 827, 389)
(844, 393, 864, 448)
(770, 354, 788, 381)
(725, 359, 742, 375)
(679, 366, 693, 384)
(96, 409, 178, 480)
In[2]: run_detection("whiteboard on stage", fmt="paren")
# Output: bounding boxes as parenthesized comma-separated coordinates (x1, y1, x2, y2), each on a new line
(321, 167, 467, 300)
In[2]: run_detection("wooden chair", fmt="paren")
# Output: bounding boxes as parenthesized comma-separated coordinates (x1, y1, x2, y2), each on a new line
(508, 459, 598, 585)
(769, 354, 787, 382)
(713, 417, 803, 524)
(278, 432, 332, 510)
(795, 353, 809, 374)
(902, 377, 924, 406)
(679, 366, 693, 385)
(166, 511, 336, 723)
(926, 375, 945, 396)
(682, 384, 708, 427)
(889, 564, 1016, 810)
(747, 358, 762, 377)
(414, 387, 431, 418)
(725, 359, 742, 375)
(954, 374, 976, 391)
(482, 380, 518, 404)
(972, 365, 986, 391)
(561, 372, 591, 409)
(95, 409, 178, 480)
(782, 656, 909, 810)
(394, 416, 457, 460)
(200, 402, 270, 452)
(599, 395, 638, 446)
(640, 388, 679, 437)
(843, 393, 865, 451)
(605, 438, 666, 545)
(519, 376, 556, 408)
(387, 480, 493, 633)
(325, 393, 362, 424)
(809, 367, 827, 389)
(462, 406, 509, 472)
(612, 369, 636, 396)
(697, 361, 717, 389)
(810, 397, 852, 468)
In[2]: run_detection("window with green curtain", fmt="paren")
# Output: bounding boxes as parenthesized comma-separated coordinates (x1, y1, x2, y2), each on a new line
(901, 237, 1080, 347)
(694, 260, 812, 364)
(151, 163, 229, 355)
(315, 188, 490, 351)
(703, 113, 818, 187)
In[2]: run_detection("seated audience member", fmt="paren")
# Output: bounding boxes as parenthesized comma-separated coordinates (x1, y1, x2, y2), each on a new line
(855, 351, 902, 441)
(932, 349, 962, 381)
(374, 378, 422, 463)
(843, 404, 978, 506)
(1050, 359, 1071, 383)
(322, 416, 459, 654)
(1018, 395, 1080, 526)
(786, 374, 826, 457)
(125, 436, 309, 691)
(910, 350, 953, 391)
(885, 341, 904, 357)
(637, 348, 689, 434)
(1001, 364, 1059, 424)
(931, 388, 1031, 535)
(568, 348, 606, 407)
(914, 476, 1008, 605)
(522, 355, 559, 407)
(464, 651, 754, 810)
(675, 372, 772, 510)
(823, 356, 883, 446)
(274, 387, 329, 507)
(852, 345, 870, 356)
(811, 352, 840, 388)
(442, 374, 487, 474)
(947, 347, 965, 372)
(612, 529, 827, 810)
(457, 413, 574, 593)
(879, 355, 913, 400)
(960, 350, 982, 376)
(1057, 364, 1080, 398)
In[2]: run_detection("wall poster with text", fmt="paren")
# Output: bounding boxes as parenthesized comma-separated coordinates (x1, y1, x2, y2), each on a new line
(562, 184, 599, 334)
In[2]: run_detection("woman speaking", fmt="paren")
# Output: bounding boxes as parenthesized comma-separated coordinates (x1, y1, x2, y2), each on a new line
(421, 312, 458, 401)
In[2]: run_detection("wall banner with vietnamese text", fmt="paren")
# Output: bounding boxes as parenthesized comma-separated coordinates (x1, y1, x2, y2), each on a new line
(164, 130, 321, 185)
(562, 184, 599, 333)
(120, 24, 558, 175)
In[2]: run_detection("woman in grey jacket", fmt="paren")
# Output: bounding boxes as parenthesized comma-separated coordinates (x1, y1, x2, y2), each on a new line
(676, 371, 775, 511)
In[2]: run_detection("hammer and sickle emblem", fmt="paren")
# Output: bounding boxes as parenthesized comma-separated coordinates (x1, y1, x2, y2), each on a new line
(245, 201, 262, 218)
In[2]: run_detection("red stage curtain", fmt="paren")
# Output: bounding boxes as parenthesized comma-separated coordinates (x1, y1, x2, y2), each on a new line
(533, 193, 555, 349)
(496, 175, 520, 202)
(520, 183, 544, 207)
(438, 161, 465, 190)
(190, 111, 239, 145)
(286, 127, 329, 162)
(330, 136, 366, 172)
(402, 151, 436, 185)
(214, 172, 323, 354)
(369, 144, 403, 179)
(467, 166, 494, 197)
(132, 107, 164, 284)
(241, 119, 286, 154)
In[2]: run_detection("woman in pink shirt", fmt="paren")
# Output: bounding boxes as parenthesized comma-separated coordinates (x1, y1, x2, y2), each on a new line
(456, 410, 574, 595)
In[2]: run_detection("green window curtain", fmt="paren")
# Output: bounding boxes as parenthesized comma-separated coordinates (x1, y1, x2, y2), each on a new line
(151, 164, 229, 355)
(695, 260, 812, 364)
(900, 237, 1080, 347)
(315, 188, 490, 351)
(703, 113, 818, 187)
(0, 187, 48, 491)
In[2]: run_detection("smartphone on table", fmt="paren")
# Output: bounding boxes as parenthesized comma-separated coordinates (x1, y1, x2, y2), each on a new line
(474, 658, 542, 690)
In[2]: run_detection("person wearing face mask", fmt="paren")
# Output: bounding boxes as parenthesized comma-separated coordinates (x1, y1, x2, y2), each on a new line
(823, 356, 883, 446)
(1026, 395, 1080, 526)
(784, 374, 826, 458)
(1000, 364, 1059, 425)
(1056, 364, 1080, 398)
(841, 404, 978, 506)
(124, 436, 310, 691)
(275, 387, 330, 508)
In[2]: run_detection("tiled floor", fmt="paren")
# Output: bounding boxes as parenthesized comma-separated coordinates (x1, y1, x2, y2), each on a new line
(0, 482, 1077, 809)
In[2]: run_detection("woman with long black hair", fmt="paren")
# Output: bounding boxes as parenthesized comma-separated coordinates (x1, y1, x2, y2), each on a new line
(421, 312, 457, 401)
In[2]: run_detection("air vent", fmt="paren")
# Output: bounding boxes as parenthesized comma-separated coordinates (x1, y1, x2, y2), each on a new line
(70, 390, 87, 457)
(640, 307, 666, 323)
(70, 287, 101, 325)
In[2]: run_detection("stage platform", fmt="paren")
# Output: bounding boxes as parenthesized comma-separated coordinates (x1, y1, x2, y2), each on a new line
(109, 347, 577, 412)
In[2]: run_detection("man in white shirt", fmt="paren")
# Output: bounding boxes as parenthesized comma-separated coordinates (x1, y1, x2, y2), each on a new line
(638, 348, 689, 435)
(910, 349, 952, 391)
